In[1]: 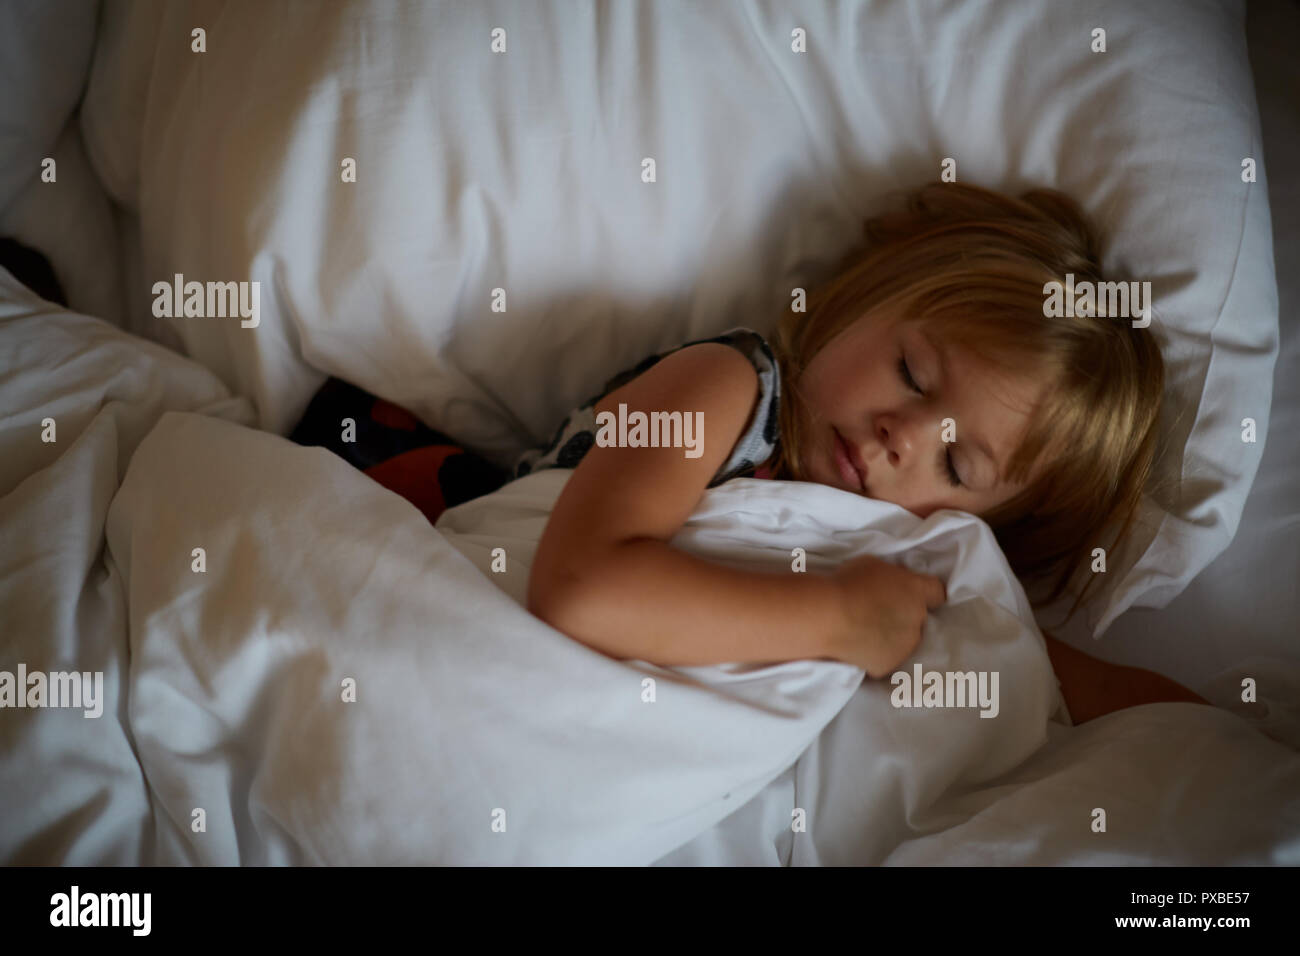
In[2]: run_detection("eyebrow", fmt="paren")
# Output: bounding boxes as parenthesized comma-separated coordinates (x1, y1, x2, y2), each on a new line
(922, 334, 1004, 484)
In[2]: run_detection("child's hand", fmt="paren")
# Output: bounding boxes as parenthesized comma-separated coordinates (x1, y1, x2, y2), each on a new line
(827, 554, 947, 678)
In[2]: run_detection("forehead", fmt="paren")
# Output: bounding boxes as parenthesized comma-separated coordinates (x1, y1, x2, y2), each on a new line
(908, 324, 1045, 403)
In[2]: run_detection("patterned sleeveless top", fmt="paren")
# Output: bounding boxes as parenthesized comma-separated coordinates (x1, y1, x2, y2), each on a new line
(513, 327, 782, 486)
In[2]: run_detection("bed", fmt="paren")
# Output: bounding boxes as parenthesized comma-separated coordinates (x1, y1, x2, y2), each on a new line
(1, 0, 1296, 865)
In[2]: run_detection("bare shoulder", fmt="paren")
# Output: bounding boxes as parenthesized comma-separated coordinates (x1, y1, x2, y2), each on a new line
(619, 340, 759, 409)
(588, 339, 761, 481)
(530, 340, 762, 589)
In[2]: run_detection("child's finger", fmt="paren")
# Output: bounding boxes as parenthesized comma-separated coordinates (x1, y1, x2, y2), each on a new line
(919, 574, 947, 609)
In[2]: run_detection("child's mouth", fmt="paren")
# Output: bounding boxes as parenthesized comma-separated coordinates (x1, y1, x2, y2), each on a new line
(832, 427, 867, 492)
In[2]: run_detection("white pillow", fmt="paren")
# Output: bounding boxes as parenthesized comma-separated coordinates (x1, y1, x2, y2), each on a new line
(78, 0, 1278, 637)
(0, 0, 100, 215)
(0, 120, 126, 327)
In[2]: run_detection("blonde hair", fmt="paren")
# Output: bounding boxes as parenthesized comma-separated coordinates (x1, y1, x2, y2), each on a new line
(768, 182, 1165, 624)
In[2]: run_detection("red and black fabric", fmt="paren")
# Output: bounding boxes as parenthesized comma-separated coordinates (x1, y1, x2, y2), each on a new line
(289, 376, 509, 525)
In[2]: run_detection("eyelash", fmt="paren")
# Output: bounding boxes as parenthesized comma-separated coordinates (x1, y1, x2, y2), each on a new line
(896, 353, 963, 488)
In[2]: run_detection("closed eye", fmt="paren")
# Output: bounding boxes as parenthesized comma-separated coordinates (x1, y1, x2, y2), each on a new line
(936, 446, 962, 488)
(897, 354, 922, 394)
(900, 353, 962, 488)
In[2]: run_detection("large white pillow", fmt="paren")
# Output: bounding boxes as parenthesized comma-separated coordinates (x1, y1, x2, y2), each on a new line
(0, 0, 100, 215)
(0, 120, 126, 328)
(0, 0, 124, 328)
(78, 0, 1278, 638)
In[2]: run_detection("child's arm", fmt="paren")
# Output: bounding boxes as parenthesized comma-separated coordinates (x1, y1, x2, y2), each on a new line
(1042, 631, 1211, 724)
(527, 342, 943, 671)
(528, 342, 840, 666)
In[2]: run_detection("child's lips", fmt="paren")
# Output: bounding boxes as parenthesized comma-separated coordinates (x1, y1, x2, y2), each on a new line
(833, 428, 867, 492)
(848, 437, 870, 485)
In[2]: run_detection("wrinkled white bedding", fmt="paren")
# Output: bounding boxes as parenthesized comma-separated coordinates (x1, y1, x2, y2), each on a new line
(105, 415, 861, 864)
(4, 274, 1297, 864)
(442, 474, 1300, 866)
(0, 272, 253, 863)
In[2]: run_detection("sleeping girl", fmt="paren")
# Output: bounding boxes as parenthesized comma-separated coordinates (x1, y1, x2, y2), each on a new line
(518, 182, 1209, 723)
(289, 181, 1209, 723)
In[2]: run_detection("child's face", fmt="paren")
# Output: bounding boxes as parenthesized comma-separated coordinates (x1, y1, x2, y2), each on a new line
(793, 314, 1051, 519)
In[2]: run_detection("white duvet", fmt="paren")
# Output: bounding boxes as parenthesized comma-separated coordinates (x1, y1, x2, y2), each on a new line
(4, 282, 1298, 865)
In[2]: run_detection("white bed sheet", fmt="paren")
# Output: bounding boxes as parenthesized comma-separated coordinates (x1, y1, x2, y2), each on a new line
(0, 280, 855, 864)
(437, 473, 1300, 867)
(5, 282, 1296, 865)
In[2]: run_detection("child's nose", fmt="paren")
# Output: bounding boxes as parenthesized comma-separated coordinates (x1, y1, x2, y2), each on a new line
(876, 417, 906, 467)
